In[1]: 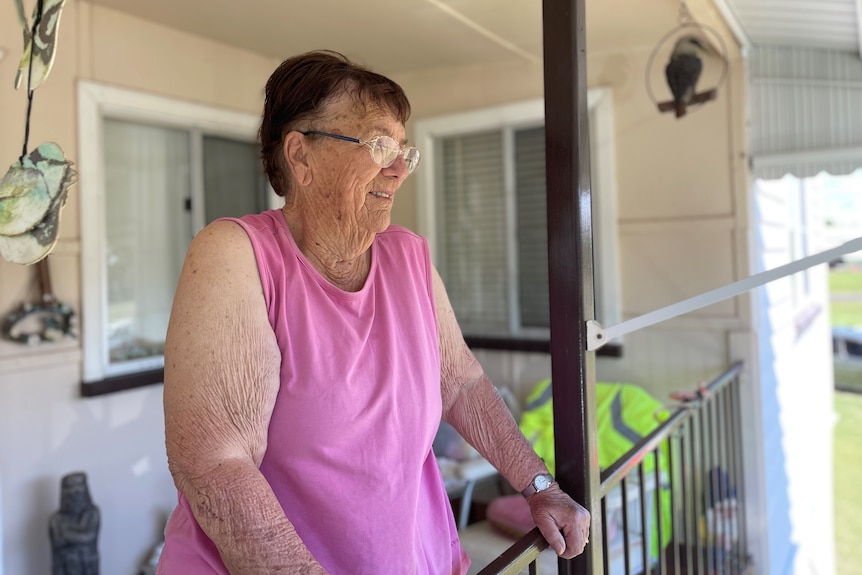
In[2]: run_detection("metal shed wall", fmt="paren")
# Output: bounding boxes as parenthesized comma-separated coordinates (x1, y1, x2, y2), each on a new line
(750, 45, 862, 179)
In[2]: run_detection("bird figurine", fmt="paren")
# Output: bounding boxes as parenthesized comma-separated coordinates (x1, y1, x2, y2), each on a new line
(0, 142, 76, 265)
(658, 35, 716, 118)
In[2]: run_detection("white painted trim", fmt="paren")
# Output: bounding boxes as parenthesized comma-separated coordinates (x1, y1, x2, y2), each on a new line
(190, 128, 207, 234)
(78, 82, 108, 383)
(502, 128, 520, 334)
(710, 0, 752, 55)
(728, 331, 770, 575)
(78, 82, 260, 137)
(589, 88, 621, 329)
(77, 81, 261, 383)
(856, 0, 862, 59)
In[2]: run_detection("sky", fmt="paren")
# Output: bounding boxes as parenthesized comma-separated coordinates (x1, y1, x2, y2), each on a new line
(809, 169, 862, 261)
(812, 169, 862, 228)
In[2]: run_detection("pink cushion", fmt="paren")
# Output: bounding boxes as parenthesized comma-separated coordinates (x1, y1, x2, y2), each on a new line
(486, 495, 536, 540)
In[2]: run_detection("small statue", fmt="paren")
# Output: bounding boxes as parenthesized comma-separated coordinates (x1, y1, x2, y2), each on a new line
(49, 472, 100, 575)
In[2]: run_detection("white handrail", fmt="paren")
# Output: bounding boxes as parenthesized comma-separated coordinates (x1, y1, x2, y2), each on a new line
(587, 236, 862, 350)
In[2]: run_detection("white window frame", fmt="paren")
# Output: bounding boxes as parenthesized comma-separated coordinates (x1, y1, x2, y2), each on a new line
(77, 81, 279, 383)
(414, 90, 621, 334)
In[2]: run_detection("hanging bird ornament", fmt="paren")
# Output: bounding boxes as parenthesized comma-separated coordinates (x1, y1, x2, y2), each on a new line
(1, 0, 76, 265)
(659, 36, 714, 118)
(0, 142, 76, 265)
(649, 2, 727, 119)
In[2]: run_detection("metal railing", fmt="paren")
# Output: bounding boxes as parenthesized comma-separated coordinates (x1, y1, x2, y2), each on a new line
(478, 361, 749, 575)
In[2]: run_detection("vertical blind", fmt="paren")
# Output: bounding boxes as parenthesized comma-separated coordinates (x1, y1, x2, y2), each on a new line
(203, 135, 269, 223)
(103, 119, 266, 368)
(437, 126, 550, 335)
(104, 120, 192, 365)
(515, 127, 550, 328)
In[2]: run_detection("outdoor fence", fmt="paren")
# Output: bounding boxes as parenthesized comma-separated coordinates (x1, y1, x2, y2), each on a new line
(478, 361, 749, 575)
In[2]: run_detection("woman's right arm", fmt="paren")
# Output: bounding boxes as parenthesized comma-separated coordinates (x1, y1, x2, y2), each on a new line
(163, 220, 327, 574)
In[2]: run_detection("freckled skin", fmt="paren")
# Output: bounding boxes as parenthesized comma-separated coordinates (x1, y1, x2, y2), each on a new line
(280, 94, 404, 291)
(165, 222, 327, 574)
(434, 269, 590, 558)
(163, 94, 588, 573)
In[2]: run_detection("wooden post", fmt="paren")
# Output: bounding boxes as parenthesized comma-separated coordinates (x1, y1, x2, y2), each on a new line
(541, 0, 602, 573)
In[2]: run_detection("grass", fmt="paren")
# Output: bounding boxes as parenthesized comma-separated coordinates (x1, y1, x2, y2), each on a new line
(831, 301, 862, 327)
(830, 269, 862, 293)
(835, 391, 862, 575)
(831, 271, 862, 574)
(830, 269, 862, 327)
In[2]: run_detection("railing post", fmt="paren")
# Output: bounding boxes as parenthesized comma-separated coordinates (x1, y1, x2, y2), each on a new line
(542, 0, 601, 573)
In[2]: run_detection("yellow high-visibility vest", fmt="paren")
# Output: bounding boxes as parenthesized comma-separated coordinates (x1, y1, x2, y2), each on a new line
(519, 379, 672, 556)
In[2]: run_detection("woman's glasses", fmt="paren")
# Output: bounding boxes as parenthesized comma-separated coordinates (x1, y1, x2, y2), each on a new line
(301, 130, 421, 175)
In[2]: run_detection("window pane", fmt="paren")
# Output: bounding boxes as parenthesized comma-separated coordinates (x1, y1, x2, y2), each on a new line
(203, 136, 268, 223)
(103, 120, 192, 366)
(515, 127, 550, 328)
(437, 131, 509, 332)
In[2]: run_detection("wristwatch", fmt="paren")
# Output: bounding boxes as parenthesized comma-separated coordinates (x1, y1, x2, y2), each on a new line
(520, 473, 555, 498)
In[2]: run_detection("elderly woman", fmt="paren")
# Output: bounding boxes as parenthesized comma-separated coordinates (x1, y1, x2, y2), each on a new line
(158, 50, 589, 574)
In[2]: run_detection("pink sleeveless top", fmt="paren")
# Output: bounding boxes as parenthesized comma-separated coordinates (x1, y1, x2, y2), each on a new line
(159, 210, 468, 574)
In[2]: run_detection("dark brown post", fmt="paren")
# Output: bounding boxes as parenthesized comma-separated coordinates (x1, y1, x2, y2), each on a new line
(541, 0, 601, 573)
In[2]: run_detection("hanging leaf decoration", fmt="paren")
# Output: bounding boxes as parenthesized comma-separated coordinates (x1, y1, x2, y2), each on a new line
(14, 0, 67, 91)
(0, 0, 75, 265)
(0, 142, 76, 265)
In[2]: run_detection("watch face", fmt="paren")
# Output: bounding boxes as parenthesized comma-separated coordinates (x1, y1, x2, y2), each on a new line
(534, 474, 552, 491)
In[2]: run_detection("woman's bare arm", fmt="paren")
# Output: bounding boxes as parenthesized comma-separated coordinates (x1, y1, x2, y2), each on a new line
(164, 221, 326, 574)
(433, 266, 589, 558)
(433, 267, 547, 495)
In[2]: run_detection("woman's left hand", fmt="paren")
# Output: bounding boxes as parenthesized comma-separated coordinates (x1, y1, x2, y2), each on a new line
(527, 484, 591, 558)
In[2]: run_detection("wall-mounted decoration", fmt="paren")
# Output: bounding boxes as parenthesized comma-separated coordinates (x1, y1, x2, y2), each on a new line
(645, 2, 728, 119)
(1, 0, 76, 345)
(1, 251, 75, 344)
(1, 0, 75, 266)
(0, 142, 75, 265)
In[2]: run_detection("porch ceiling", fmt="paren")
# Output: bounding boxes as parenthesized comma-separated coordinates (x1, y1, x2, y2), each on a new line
(86, 0, 860, 74)
(83, 0, 682, 75)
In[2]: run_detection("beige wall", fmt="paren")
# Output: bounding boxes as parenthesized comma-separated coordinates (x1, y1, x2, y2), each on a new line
(0, 3, 279, 573)
(391, 17, 751, 398)
(0, 2, 280, 363)
(0, 0, 752, 572)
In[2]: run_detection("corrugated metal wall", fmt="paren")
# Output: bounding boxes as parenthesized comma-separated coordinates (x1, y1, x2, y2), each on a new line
(750, 45, 862, 179)
(731, 0, 858, 52)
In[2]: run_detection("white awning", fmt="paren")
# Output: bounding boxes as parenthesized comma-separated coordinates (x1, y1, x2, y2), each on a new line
(750, 46, 862, 180)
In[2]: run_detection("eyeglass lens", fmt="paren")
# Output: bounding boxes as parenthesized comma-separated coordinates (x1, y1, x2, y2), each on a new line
(371, 136, 420, 174)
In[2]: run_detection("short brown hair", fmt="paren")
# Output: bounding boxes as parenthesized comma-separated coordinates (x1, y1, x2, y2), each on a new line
(259, 50, 411, 197)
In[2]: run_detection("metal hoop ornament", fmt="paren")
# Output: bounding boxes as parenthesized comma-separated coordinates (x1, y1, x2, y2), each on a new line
(645, 20, 729, 115)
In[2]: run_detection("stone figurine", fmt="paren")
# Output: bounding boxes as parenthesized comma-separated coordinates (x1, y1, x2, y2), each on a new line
(49, 472, 100, 575)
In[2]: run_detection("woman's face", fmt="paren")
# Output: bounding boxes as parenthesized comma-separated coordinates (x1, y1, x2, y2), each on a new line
(301, 94, 411, 239)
